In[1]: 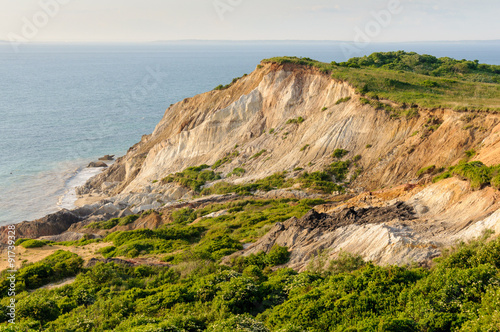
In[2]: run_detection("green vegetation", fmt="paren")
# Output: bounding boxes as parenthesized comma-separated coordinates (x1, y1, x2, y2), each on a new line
(416, 165, 436, 177)
(212, 151, 239, 170)
(465, 149, 477, 159)
(332, 148, 349, 159)
(231, 245, 291, 270)
(285, 117, 305, 124)
(162, 165, 221, 192)
(214, 74, 248, 90)
(163, 150, 361, 197)
(250, 149, 267, 160)
(4, 231, 500, 331)
(299, 144, 309, 151)
(201, 172, 291, 196)
(86, 214, 140, 230)
(335, 96, 351, 105)
(100, 198, 325, 262)
(202, 157, 357, 196)
(263, 52, 500, 112)
(99, 226, 205, 258)
(269, 128, 275, 134)
(432, 161, 500, 190)
(228, 167, 246, 177)
(0, 250, 83, 293)
(15, 239, 49, 248)
(321, 107, 328, 111)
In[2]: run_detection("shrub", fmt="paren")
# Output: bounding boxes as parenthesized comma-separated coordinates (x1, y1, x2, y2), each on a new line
(162, 165, 221, 192)
(492, 174, 500, 189)
(335, 96, 352, 105)
(332, 149, 349, 159)
(228, 168, 246, 177)
(328, 251, 365, 274)
(207, 314, 269, 332)
(360, 98, 370, 105)
(286, 117, 305, 124)
(433, 171, 452, 183)
(420, 80, 439, 87)
(19, 239, 48, 248)
(250, 150, 267, 159)
(465, 149, 476, 158)
(265, 245, 291, 266)
(300, 144, 309, 152)
(87, 214, 140, 230)
(452, 161, 491, 189)
(416, 165, 436, 177)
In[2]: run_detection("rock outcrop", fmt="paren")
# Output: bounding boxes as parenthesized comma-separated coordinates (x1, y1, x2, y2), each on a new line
(88, 161, 108, 168)
(0, 210, 82, 243)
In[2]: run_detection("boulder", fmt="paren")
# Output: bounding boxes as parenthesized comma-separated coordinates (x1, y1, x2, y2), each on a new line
(0, 210, 82, 242)
(98, 155, 115, 161)
(94, 203, 120, 216)
(117, 208, 134, 218)
(88, 161, 108, 168)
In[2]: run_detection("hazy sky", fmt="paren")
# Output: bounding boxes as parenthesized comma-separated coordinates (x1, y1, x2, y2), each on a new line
(0, 0, 498, 42)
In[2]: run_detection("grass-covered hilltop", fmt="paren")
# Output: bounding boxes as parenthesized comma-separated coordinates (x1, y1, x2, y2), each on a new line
(2, 51, 500, 331)
(264, 51, 500, 112)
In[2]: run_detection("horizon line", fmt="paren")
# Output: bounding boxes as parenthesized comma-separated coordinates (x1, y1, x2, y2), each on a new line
(1, 39, 500, 44)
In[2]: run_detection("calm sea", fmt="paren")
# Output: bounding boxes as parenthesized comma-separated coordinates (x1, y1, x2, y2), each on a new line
(0, 40, 499, 225)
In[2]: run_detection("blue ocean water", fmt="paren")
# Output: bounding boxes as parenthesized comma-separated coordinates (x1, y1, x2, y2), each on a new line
(0, 41, 499, 225)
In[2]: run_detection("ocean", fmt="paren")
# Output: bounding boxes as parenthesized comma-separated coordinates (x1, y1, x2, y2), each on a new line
(0, 40, 499, 225)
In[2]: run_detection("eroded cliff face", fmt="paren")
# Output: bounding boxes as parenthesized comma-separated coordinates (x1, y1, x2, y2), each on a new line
(81, 62, 500, 201)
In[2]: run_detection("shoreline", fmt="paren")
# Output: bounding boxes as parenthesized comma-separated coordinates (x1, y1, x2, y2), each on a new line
(0, 158, 114, 226)
(74, 194, 109, 208)
(58, 159, 116, 210)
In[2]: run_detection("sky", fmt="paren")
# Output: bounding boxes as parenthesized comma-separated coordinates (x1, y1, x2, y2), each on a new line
(0, 0, 498, 43)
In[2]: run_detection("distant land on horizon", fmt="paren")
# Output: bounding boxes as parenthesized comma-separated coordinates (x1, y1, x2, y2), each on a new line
(1, 39, 500, 44)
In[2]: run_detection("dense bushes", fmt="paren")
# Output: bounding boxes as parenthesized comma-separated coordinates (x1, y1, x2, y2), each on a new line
(15, 239, 48, 248)
(2, 234, 500, 331)
(336, 51, 500, 82)
(100, 226, 205, 258)
(263, 53, 500, 112)
(231, 245, 291, 271)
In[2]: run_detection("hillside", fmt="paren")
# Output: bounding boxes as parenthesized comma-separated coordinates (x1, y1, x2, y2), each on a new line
(1, 52, 500, 331)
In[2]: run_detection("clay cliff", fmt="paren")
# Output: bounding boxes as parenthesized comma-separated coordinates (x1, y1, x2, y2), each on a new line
(80, 62, 500, 201)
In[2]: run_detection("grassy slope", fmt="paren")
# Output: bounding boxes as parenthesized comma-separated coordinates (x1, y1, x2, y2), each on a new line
(263, 52, 500, 112)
